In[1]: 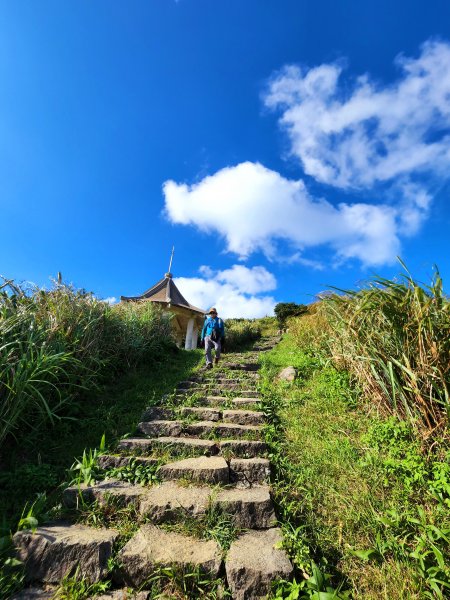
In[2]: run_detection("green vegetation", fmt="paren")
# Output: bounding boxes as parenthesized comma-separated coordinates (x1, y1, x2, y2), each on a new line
(0, 277, 174, 450)
(160, 497, 239, 552)
(0, 276, 204, 524)
(263, 266, 450, 599)
(292, 264, 450, 436)
(142, 565, 229, 599)
(3, 265, 449, 598)
(224, 318, 262, 350)
(274, 302, 308, 328)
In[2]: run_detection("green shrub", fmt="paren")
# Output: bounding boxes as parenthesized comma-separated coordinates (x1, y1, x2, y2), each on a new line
(274, 302, 308, 328)
(224, 319, 261, 351)
(289, 264, 450, 435)
(0, 277, 173, 451)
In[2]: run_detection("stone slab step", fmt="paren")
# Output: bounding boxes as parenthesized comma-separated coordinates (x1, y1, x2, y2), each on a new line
(181, 381, 250, 390)
(12, 587, 56, 599)
(180, 406, 221, 421)
(234, 390, 259, 398)
(232, 398, 261, 407)
(160, 456, 229, 484)
(225, 528, 293, 599)
(214, 486, 276, 529)
(223, 409, 264, 426)
(141, 406, 174, 421)
(118, 436, 220, 456)
(63, 480, 144, 510)
(230, 458, 271, 486)
(98, 455, 159, 470)
(204, 395, 229, 406)
(90, 591, 148, 600)
(14, 522, 118, 584)
(139, 481, 211, 522)
(221, 363, 260, 371)
(220, 440, 268, 458)
(184, 421, 262, 439)
(119, 524, 222, 588)
(137, 420, 183, 437)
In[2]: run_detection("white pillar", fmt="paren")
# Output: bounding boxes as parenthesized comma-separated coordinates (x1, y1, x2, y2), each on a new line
(190, 326, 198, 349)
(185, 317, 195, 350)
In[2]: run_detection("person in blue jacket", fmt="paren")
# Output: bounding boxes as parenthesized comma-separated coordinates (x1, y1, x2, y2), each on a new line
(201, 307, 225, 368)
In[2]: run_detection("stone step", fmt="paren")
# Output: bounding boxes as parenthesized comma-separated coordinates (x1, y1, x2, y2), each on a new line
(232, 398, 261, 407)
(160, 456, 229, 484)
(190, 377, 243, 385)
(14, 522, 118, 584)
(220, 440, 268, 458)
(119, 524, 222, 588)
(178, 388, 260, 398)
(137, 420, 183, 437)
(178, 384, 253, 394)
(117, 436, 219, 456)
(204, 395, 261, 407)
(223, 409, 264, 426)
(98, 455, 159, 470)
(91, 591, 148, 600)
(230, 458, 271, 486)
(180, 406, 221, 421)
(225, 528, 293, 599)
(204, 395, 229, 406)
(215, 486, 276, 529)
(141, 406, 174, 421)
(179, 407, 264, 425)
(63, 480, 144, 510)
(184, 421, 262, 439)
(139, 481, 211, 522)
(12, 587, 56, 600)
(221, 362, 260, 371)
(137, 481, 275, 530)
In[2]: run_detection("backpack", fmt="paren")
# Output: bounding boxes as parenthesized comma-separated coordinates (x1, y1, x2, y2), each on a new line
(210, 318, 223, 342)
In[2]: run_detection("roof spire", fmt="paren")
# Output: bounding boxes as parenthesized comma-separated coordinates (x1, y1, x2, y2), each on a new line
(165, 246, 175, 279)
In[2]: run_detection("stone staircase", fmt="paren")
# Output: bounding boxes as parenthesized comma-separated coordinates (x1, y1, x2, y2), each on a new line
(13, 336, 293, 599)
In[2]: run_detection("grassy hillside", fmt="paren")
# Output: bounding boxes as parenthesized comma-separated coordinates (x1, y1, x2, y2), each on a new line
(0, 279, 265, 527)
(263, 268, 450, 599)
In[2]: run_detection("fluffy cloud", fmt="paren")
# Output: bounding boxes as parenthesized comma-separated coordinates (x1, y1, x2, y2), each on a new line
(174, 265, 276, 318)
(164, 39, 449, 267)
(264, 39, 450, 192)
(164, 161, 400, 266)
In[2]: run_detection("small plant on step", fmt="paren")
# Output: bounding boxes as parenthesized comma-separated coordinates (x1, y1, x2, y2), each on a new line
(0, 534, 24, 600)
(143, 564, 230, 599)
(68, 434, 107, 486)
(53, 566, 111, 600)
(160, 498, 239, 553)
(106, 458, 162, 486)
(78, 495, 140, 543)
(271, 562, 351, 599)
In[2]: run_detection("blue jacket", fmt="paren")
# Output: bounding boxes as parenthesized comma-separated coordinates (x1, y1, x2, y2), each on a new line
(201, 316, 225, 341)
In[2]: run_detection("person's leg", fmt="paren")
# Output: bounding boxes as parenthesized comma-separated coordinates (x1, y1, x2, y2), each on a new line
(213, 339, 221, 364)
(205, 336, 213, 367)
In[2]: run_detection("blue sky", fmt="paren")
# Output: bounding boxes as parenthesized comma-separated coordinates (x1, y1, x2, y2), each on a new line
(2, 1, 450, 317)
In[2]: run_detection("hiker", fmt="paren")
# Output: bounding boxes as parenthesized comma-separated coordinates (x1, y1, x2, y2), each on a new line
(201, 307, 225, 368)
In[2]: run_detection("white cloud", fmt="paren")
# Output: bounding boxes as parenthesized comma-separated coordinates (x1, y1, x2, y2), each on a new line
(103, 296, 118, 305)
(164, 39, 449, 267)
(264, 39, 450, 195)
(164, 161, 400, 266)
(215, 265, 276, 294)
(174, 265, 277, 318)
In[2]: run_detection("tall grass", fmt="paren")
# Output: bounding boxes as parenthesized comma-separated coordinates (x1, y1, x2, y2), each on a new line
(0, 277, 173, 451)
(289, 265, 450, 437)
(224, 318, 262, 351)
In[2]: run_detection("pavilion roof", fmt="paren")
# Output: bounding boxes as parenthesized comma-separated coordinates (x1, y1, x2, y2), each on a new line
(120, 273, 205, 315)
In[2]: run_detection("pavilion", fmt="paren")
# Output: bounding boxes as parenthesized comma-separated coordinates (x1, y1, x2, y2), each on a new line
(120, 272, 205, 349)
